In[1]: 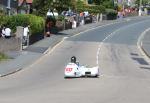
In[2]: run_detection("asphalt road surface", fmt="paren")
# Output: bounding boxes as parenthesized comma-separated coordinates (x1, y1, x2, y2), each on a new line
(1, 16, 150, 103)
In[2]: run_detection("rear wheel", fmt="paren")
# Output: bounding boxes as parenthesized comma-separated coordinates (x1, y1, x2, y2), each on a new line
(94, 75, 99, 78)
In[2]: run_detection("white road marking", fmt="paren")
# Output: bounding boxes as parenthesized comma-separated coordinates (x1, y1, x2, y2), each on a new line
(72, 21, 126, 37)
(137, 27, 150, 63)
(96, 28, 122, 65)
(97, 19, 150, 66)
(12, 20, 130, 75)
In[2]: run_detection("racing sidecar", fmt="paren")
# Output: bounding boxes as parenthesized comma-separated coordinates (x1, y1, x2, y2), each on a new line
(64, 56, 99, 78)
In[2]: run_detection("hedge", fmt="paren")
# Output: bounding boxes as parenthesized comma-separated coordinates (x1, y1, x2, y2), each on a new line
(77, 5, 105, 14)
(105, 9, 117, 20)
(0, 14, 45, 35)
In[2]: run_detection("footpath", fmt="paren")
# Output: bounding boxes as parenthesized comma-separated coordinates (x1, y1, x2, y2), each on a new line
(0, 17, 149, 77)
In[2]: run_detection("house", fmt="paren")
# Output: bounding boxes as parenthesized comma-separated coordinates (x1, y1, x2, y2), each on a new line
(0, 0, 18, 15)
(18, 0, 33, 14)
(0, 0, 33, 15)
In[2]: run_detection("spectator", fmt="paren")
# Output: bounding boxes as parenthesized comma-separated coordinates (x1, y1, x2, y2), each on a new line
(72, 17, 77, 29)
(4, 26, 11, 39)
(80, 12, 85, 25)
(45, 17, 54, 37)
(1, 25, 6, 37)
(45, 21, 51, 37)
(23, 24, 30, 45)
(0, 25, 2, 37)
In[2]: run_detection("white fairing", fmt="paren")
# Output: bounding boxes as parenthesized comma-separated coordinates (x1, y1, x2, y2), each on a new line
(64, 63, 99, 78)
(82, 66, 99, 77)
(64, 63, 81, 77)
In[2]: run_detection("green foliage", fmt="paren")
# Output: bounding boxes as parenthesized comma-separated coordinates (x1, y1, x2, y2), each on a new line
(76, 0, 105, 14)
(102, 0, 114, 9)
(147, 7, 150, 10)
(57, 15, 65, 21)
(0, 15, 6, 26)
(0, 53, 9, 61)
(88, 0, 93, 4)
(86, 5, 105, 14)
(32, 0, 114, 16)
(33, 0, 73, 16)
(105, 9, 117, 20)
(93, 0, 114, 9)
(27, 14, 45, 35)
(0, 14, 44, 35)
(0, 9, 6, 16)
(33, 0, 52, 16)
(76, 0, 86, 9)
(93, 5, 106, 13)
(93, 0, 101, 5)
(135, 0, 149, 6)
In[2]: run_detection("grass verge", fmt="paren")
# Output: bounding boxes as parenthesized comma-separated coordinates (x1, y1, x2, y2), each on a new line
(0, 53, 9, 61)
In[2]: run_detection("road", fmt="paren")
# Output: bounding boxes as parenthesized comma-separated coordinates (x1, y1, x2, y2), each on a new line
(0, 16, 150, 103)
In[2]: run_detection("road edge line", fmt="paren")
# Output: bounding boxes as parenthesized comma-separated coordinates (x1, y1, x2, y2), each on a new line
(137, 28, 150, 63)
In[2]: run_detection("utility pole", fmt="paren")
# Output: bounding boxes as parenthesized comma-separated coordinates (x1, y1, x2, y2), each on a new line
(7, 0, 11, 16)
(139, 0, 142, 16)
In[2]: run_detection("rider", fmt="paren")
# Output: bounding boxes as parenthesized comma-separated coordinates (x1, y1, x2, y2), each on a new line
(71, 56, 76, 64)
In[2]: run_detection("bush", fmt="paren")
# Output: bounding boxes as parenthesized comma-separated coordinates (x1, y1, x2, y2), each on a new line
(0, 52, 9, 61)
(77, 5, 105, 14)
(105, 9, 117, 20)
(0, 9, 6, 16)
(0, 14, 44, 35)
(57, 15, 65, 21)
(0, 15, 6, 26)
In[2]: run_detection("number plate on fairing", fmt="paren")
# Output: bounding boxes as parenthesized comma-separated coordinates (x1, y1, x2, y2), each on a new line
(85, 72, 91, 75)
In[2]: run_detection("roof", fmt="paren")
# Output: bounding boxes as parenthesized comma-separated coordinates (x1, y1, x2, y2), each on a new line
(18, 0, 33, 5)
(26, 0, 33, 4)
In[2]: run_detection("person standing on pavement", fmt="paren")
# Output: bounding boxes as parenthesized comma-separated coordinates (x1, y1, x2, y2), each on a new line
(45, 20, 51, 37)
(1, 25, 6, 38)
(23, 24, 30, 45)
(0, 25, 2, 37)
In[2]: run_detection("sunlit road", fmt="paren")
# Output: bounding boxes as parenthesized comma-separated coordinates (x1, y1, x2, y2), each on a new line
(0, 16, 150, 103)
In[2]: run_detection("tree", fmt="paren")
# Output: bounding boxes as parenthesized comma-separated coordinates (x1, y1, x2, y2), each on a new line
(93, 0, 102, 5)
(76, 0, 86, 8)
(88, 0, 93, 4)
(32, 0, 52, 16)
(102, 0, 114, 9)
(32, 0, 73, 16)
(52, 0, 72, 14)
(32, 0, 113, 16)
(93, 0, 114, 9)
(135, 0, 149, 6)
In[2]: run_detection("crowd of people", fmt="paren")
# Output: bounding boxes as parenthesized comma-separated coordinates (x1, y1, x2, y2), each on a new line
(0, 24, 29, 38)
(45, 9, 98, 37)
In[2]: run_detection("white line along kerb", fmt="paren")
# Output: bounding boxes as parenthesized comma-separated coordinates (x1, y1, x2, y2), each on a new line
(137, 27, 150, 63)
(97, 19, 150, 66)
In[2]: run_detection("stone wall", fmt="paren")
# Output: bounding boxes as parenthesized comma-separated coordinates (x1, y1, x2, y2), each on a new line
(0, 37, 20, 52)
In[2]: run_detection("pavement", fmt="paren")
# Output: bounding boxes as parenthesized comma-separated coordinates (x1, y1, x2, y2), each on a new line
(0, 18, 150, 77)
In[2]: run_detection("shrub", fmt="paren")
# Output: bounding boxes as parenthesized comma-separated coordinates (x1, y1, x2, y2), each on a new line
(0, 14, 44, 35)
(77, 5, 105, 14)
(105, 9, 117, 20)
(27, 14, 45, 35)
(0, 52, 9, 61)
(57, 15, 65, 21)
(0, 15, 6, 26)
